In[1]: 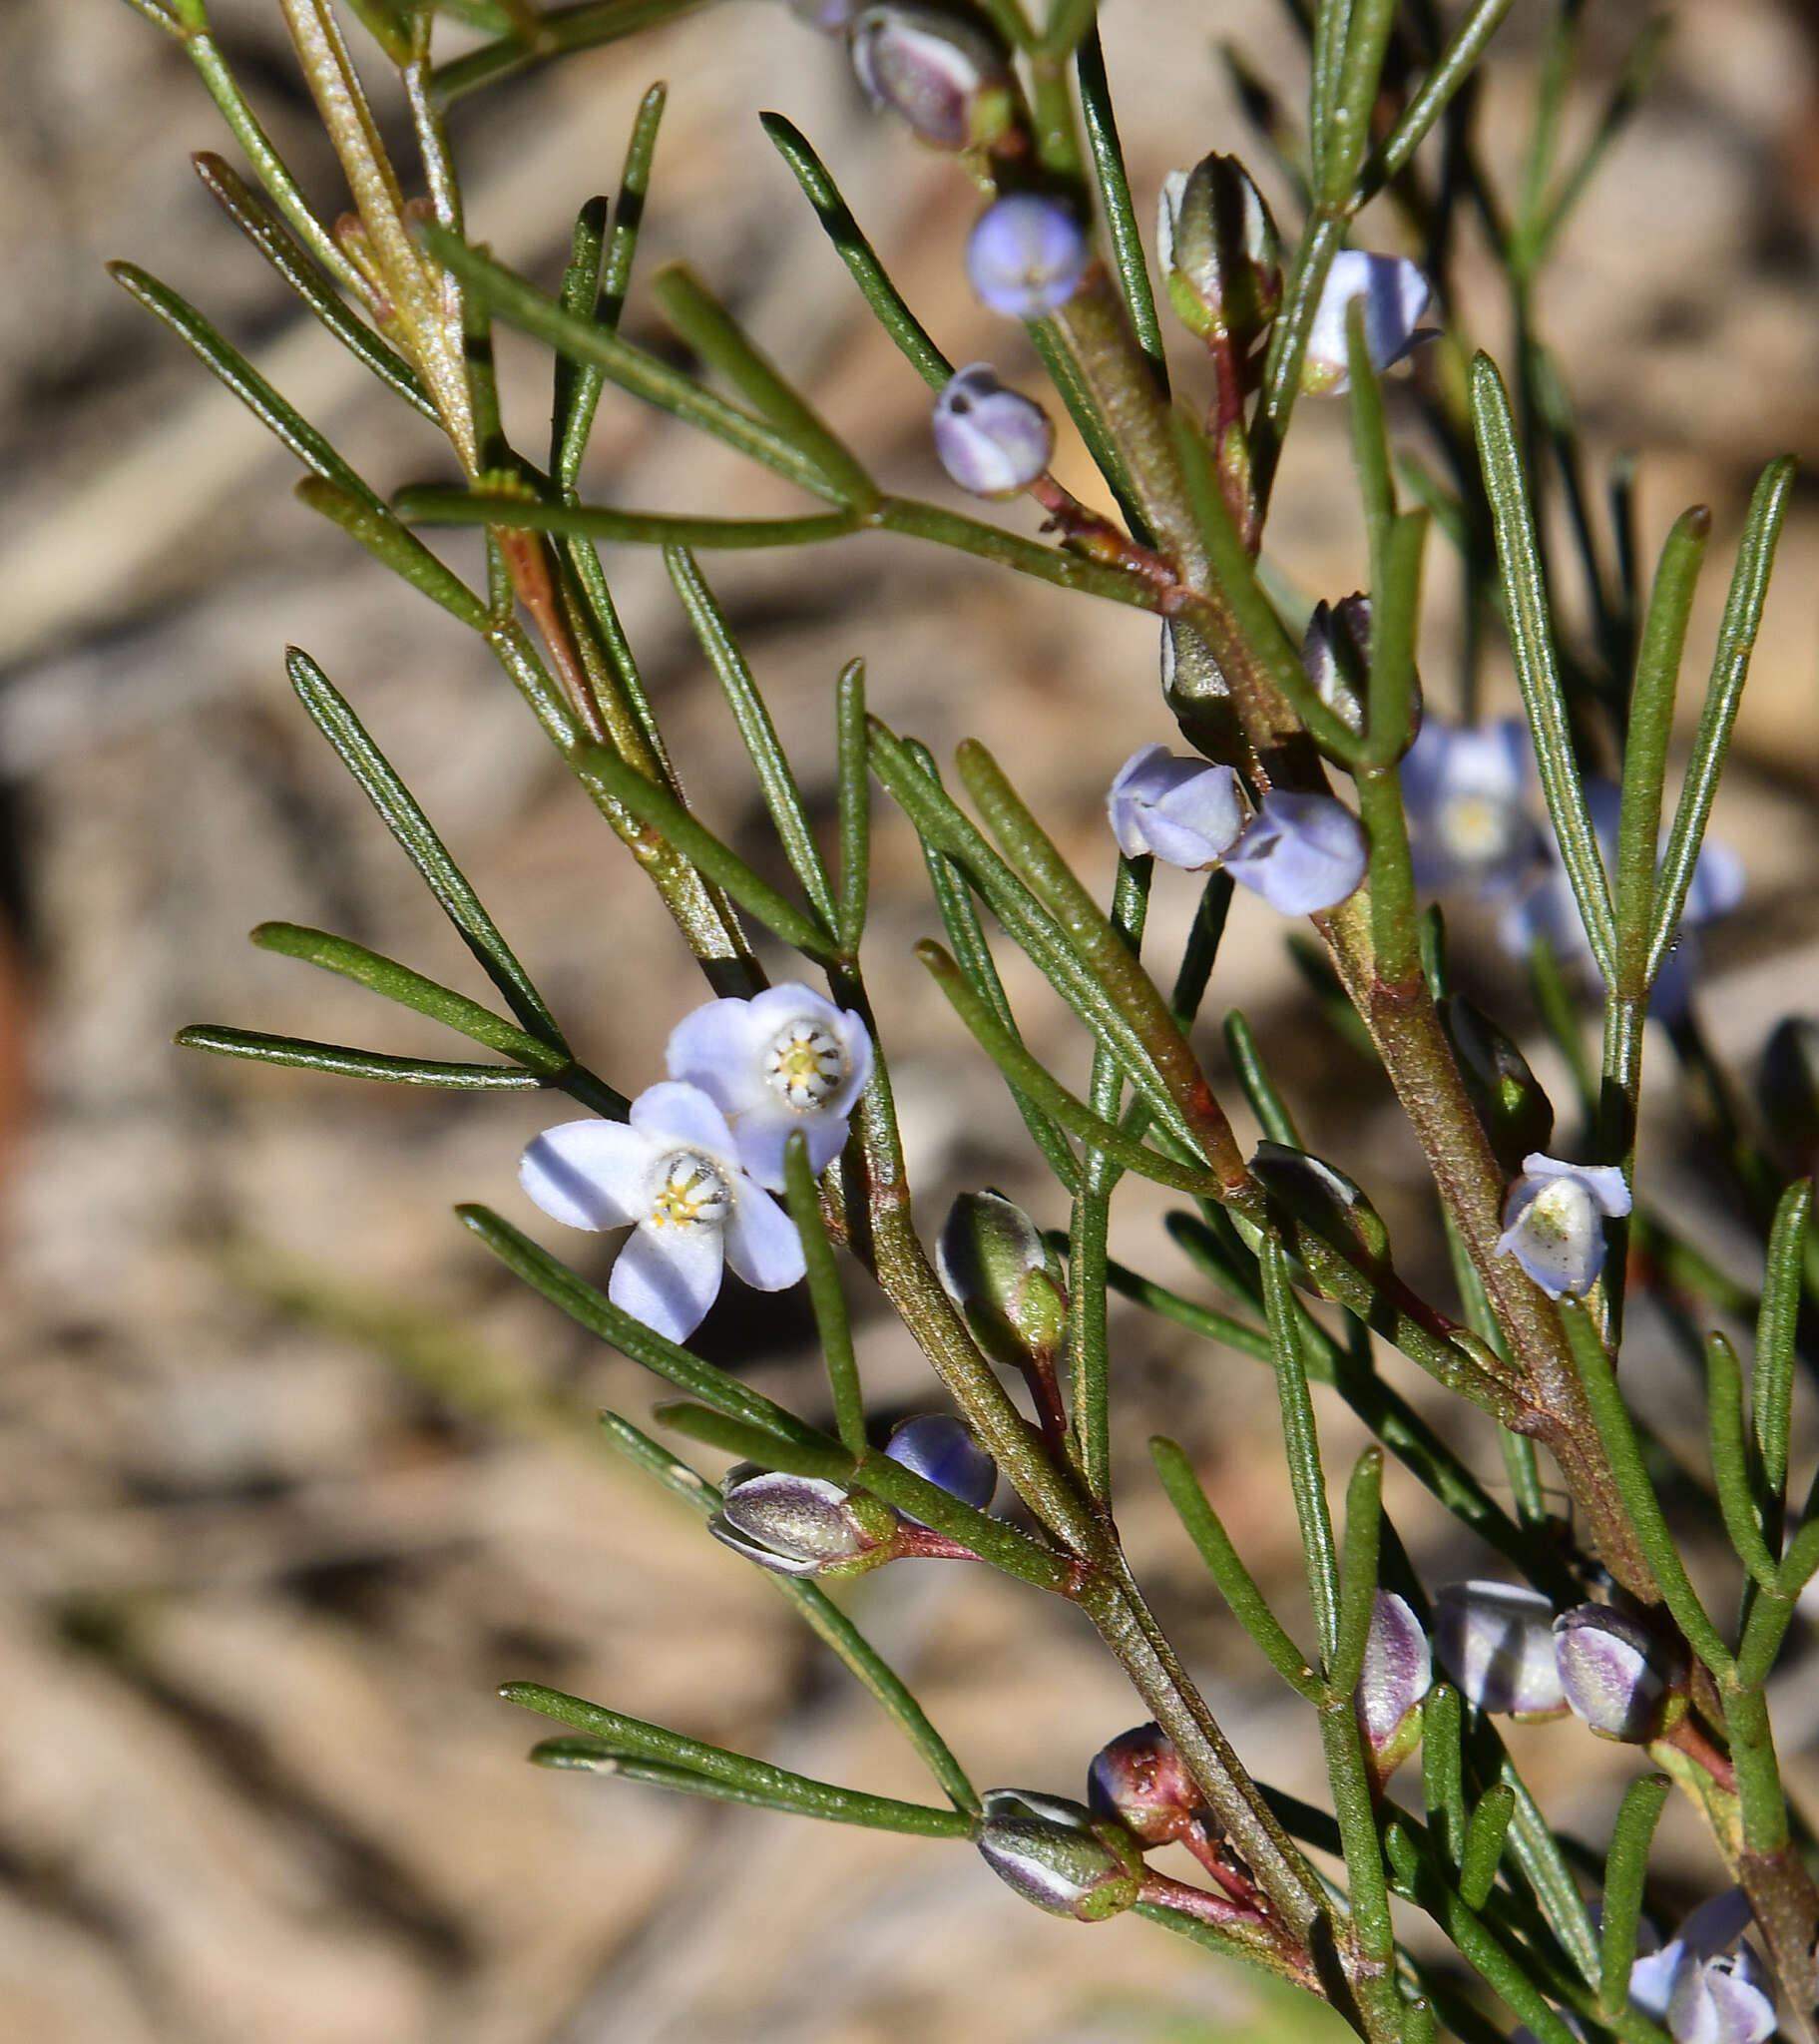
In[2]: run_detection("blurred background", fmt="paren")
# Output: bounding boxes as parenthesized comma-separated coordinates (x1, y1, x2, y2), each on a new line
(2, 0, 1819, 2037)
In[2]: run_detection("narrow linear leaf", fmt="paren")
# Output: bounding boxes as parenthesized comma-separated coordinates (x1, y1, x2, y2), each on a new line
(176, 1025, 544, 1089)
(295, 478, 491, 628)
(835, 659, 870, 954)
(457, 1203, 825, 1446)
(1262, 1239, 1341, 1669)
(503, 1686, 974, 1836)
(1459, 1783, 1515, 1910)
(1753, 1178, 1812, 1542)
(782, 1132, 866, 1459)
(399, 486, 860, 553)
(1356, 0, 1516, 200)
(1597, 1774, 1670, 2019)
(431, 0, 718, 107)
(1076, 23, 1166, 381)
(1331, 1447, 1383, 1697)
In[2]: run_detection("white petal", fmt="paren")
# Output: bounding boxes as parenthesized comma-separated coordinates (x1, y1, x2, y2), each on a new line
(519, 1119, 654, 1231)
(610, 1222, 724, 1341)
(665, 1002, 771, 1117)
(722, 1179, 807, 1291)
(733, 1104, 852, 1190)
(629, 1079, 738, 1161)
(1629, 1946, 1684, 2020)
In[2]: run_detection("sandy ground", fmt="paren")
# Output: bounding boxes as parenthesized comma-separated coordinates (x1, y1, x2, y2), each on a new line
(2, 1, 1819, 2038)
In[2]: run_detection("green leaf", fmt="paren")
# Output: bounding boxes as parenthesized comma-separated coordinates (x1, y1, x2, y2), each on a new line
(651, 263, 877, 510)
(1355, 0, 1516, 201)
(835, 659, 870, 954)
(457, 1204, 824, 1447)
(1753, 1179, 1812, 1545)
(108, 262, 389, 515)
(665, 548, 837, 928)
(430, 0, 718, 106)
(1076, 23, 1166, 384)
(782, 1133, 866, 1460)
(594, 1412, 978, 1813)
(1422, 1683, 1468, 1869)
(1596, 1774, 1670, 2019)
(398, 485, 860, 553)
(1649, 458, 1795, 981)
(1458, 1783, 1515, 1910)
(296, 478, 491, 629)
(1325, 0, 1399, 203)
(1150, 1437, 1320, 1697)
(284, 650, 570, 1053)
(759, 115, 951, 392)
(503, 1685, 975, 1837)
(1262, 1239, 1341, 1670)
(192, 154, 441, 425)
(574, 746, 838, 961)
(1613, 506, 1709, 996)
(1471, 352, 1616, 981)
(175, 1025, 545, 1089)
(1330, 1446, 1383, 1697)
(418, 225, 841, 502)
(1224, 1012, 1302, 1149)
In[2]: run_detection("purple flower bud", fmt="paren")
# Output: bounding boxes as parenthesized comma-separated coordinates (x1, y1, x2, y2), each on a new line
(1222, 790, 1367, 914)
(1301, 595, 1372, 737)
(1355, 1592, 1432, 1768)
(884, 1413, 997, 1513)
(1553, 1603, 1679, 1742)
(936, 1190, 1068, 1369)
(850, 5, 1014, 151)
(1495, 1154, 1631, 1300)
(1086, 1723, 1197, 1847)
(1433, 1580, 1567, 1719)
(976, 1788, 1145, 1921)
(710, 1464, 892, 1576)
(967, 194, 1089, 319)
(1155, 153, 1281, 345)
(1106, 744, 1245, 868)
(931, 363, 1054, 496)
(1301, 251, 1436, 395)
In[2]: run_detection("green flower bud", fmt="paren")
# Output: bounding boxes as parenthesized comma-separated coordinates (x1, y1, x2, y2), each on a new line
(975, 1789, 1145, 1921)
(936, 1190, 1068, 1370)
(709, 1464, 897, 1578)
(1251, 1139, 1391, 1269)
(1444, 995, 1555, 1176)
(1155, 154, 1281, 347)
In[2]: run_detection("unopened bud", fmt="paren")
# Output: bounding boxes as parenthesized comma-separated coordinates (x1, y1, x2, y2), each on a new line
(850, 5, 1015, 152)
(1252, 1139, 1392, 1269)
(931, 363, 1053, 496)
(1433, 1581, 1566, 1719)
(1757, 1017, 1819, 1178)
(975, 1788, 1145, 1921)
(1355, 1592, 1432, 1771)
(937, 1190, 1068, 1370)
(1301, 595, 1371, 737)
(884, 1413, 998, 1513)
(967, 194, 1088, 320)
(1086, 1723, 1197, 1846)
(1553, 1603, 1681, 1742)
(1445, 996, 1555, 1175)
(710, 1465, 895, 1577)
(1155, 154, 1281, 346)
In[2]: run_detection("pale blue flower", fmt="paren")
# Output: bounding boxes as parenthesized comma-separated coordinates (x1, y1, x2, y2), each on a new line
(1433, 1579, 1566, 1719)
(1629, 1891, 1776, 2044)
(1223, 789, 1368, 914)
(1107, 744, 1245, 867)
(519, 1081, 804, 1341)
(667, 984, 873, 1191)
(885, 1413, 998, 1513)
(1301, 251, 1436, 394)
(1401, 716, 1541, 892)
(1495, 1152, 1631, 1299)
(933, 363, 1054, 496)
(967, 194, 1089, 319)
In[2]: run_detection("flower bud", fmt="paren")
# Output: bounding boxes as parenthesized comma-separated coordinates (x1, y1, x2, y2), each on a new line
(975, 1788, 1145, 1921)
(1445, 995, 1556, 1176)
(884, 1413, 997, 1513)
(1553, 1603, 1680, 1742)
(931, 363, 1054, 496)
(849, 5, 1016, 152)
(1301, 595, 1371, 737)
(1086, 1723, 1197, 1847)
(1355, 1592, 1432, 1771)
(936, 1190, 1069, 1370)
(710, 1464, 895, 1577)
(1251, 1139, 1392, 1269)
(967, 194, 1089, 319)
(1757, 1017, 1819, 1178)
(1106, 744, 1245, 869)
(1301, 250, 1437, 395)
(1155, 153, 1281, 346)
(1496, 1154, 1631, 1300)
(1159, 623, 1244, 764)
(1222, 790, 1368, 915)
(1433, 1580, 1567, 1719)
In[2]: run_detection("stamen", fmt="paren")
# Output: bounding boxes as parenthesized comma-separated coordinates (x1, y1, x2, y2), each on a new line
(649, 1151, 730, 1231)
(763, 1020, 846, 1111)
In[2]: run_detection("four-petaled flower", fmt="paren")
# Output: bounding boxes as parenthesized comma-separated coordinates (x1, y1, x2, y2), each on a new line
(668, 983, 873, 1191)
(1400, 716, 1541, 892)
(1495, 1153, 1631, 1299)
(520, 1081, 805, 1342)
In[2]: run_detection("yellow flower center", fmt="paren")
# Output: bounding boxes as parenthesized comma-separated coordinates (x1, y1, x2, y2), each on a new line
(650, 1152, 730, 1231)
(764, 1021, 845, 1112)
(1439, 791, 1512, 864)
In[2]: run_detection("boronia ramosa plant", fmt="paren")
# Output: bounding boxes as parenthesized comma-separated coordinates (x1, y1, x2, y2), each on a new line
(116, 0, 1812, 2036)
